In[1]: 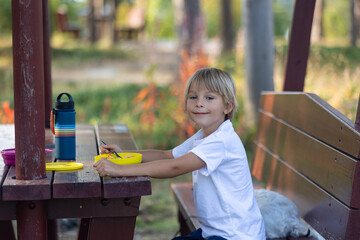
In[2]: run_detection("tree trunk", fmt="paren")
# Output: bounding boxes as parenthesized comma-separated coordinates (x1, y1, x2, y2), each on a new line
(312, 0, 324, 42)
(221, 0, 234, 53)
(179, 0, 205, 56)
(89, 0, 96, 43)
(243, 0, 274, 121)
(350, 0, 360, 46)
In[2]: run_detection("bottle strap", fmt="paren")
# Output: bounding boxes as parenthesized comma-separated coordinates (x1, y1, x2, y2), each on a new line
(50, 109, 55, 135)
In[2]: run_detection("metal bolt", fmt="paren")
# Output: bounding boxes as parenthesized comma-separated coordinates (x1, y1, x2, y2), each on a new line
(101, 199, 109, 206)
(124, 198, 131, 206)
(28, 202, 36, 210)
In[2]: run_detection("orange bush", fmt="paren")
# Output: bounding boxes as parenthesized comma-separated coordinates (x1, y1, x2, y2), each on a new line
(133, 50, 209, 143)
(0, 101, 14, 124)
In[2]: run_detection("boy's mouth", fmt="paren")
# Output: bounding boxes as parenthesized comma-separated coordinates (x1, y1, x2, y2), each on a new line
(192, 112, 208, 115)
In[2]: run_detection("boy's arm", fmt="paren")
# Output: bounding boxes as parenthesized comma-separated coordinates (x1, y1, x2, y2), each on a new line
(100, 145, 173, 163)
(94, 152, 205, 178)
(123, 149, 174, 163)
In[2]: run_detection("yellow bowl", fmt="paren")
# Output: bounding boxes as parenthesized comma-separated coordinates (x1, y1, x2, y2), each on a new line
(94, 153, 142, 165)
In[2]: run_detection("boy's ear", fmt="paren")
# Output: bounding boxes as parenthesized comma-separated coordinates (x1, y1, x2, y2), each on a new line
(224, 102, 234, 114)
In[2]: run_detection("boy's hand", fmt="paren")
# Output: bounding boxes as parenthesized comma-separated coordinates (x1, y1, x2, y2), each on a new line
(100, 144, 122, 155)
(93, 157, 120, 177)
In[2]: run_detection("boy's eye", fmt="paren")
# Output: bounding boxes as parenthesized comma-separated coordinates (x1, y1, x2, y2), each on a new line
(206, 96, 214, 100)
(189, 96, 197, 100)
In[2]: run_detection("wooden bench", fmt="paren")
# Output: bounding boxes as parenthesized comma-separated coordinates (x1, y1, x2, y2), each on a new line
(56, 10, 81, 38)
(114, 6, 145, 41)
(171, 92, 360, 239)
(0, 123, 151, 239)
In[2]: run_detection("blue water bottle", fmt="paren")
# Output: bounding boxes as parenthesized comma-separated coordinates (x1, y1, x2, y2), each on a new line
(51, 93, 76, 160)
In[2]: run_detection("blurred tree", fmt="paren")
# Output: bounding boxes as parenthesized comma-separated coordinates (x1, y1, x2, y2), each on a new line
(184, 0, 204, 56)
(221, 0, 234, 53)
(243, 0, 274, 122)
(173, 0, 205, 56)
(312, 0, 324, 42)
(350, 0, 360, 46)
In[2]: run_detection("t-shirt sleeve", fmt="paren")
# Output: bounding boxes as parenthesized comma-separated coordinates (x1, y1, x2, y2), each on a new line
(172, 131, 201, 158)
(191, 136, 225, 176)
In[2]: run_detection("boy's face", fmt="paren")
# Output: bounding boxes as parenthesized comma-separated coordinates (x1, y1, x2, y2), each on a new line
(186, 82, 233, 137)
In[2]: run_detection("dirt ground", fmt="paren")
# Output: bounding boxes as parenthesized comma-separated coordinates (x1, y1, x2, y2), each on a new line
(52, 40, 181, 87)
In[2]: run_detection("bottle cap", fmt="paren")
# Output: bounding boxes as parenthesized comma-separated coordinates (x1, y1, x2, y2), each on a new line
(55, 93, 74, 109)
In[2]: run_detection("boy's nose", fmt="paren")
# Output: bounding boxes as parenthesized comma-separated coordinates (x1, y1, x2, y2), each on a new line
(195, 99, 204, 107)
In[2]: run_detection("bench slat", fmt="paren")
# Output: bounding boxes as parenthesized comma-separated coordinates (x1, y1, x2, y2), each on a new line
(96, 124, 151, 198)
(255, 110, 360, 208)
(171, 183, 200, 232)
(260, 92, 360, 159)
(52, 124, 101, 199)
(252, 143, 360, 239)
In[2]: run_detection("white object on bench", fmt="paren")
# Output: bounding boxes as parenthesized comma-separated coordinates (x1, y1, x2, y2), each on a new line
(255, 189, 324, 240)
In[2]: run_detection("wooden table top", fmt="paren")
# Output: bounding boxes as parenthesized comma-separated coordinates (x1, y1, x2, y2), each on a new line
(0, 124, 151, 201)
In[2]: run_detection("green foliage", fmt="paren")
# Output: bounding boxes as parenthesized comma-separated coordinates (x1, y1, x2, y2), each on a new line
(323, 0, 350, 38)
(55, 84, 142, 124)
(310, 46, 360, 71)
(273, 0, 293, 37)
(201, 0, 242, 39)
(0, 1, 12, 34)
(202, 1, 220, 38)
(145, 0, 175, 38)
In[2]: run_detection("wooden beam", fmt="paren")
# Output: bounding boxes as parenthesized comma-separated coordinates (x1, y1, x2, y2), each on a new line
(43, 0, 53, 129)
(12, 0, 47, 238)
(283, 0, 316, 91)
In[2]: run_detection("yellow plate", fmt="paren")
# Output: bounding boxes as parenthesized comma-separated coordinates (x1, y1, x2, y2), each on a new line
(46, 162, 84, 171)
(94, 153, 142, 165)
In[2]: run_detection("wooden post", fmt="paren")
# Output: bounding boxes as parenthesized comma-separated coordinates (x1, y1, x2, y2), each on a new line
(283, 0, 316, 91)
(43, 0, 53, 129)
(355, 95, 360, 132)
(356, 95, 360, 159)
(17, 201, 47, 240)
(12, 0, 47, 238)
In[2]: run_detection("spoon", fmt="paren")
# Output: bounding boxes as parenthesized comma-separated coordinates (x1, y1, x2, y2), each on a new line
(100, 140, 122, 158)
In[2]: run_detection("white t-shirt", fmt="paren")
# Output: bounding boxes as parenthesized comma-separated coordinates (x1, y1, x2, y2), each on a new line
(173, 120, 265, 240)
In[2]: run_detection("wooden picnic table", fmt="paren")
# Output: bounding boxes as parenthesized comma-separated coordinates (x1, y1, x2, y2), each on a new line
(0, 123, 151, 239)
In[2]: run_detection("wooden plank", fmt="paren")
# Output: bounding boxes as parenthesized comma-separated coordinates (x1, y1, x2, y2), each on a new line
(171, 183, 200, 232)
(47, 197, 140, 219)
(260, 92, 360, 159)
(52, 124, 101, 199)
(2, 168, 52, 201)
(2, 143, 54, 201)
(252, 144, 360, 239)
(96, 124, 138, 150)
(0, 125, 15, 200)
(96, 124, 151, 198)
(0, 125, 54, 201)
(256, 110, 360, 208)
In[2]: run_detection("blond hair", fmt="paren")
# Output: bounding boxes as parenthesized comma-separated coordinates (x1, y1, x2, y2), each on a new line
(184, 68, 238, 121)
